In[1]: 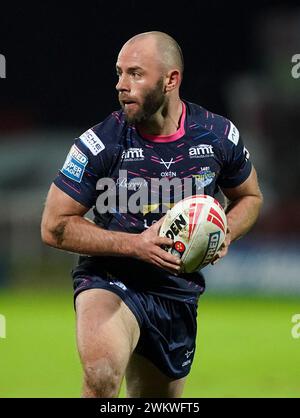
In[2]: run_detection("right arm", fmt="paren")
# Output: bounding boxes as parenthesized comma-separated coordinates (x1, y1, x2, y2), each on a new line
(41, 183, 181, 274)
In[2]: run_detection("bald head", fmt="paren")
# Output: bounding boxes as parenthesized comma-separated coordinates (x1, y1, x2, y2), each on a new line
(116, 31, 183, 124)
(123, 31, 184, 75)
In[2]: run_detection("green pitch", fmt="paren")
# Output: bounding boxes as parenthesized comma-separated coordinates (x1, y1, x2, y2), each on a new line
(0, 290, 299, 397)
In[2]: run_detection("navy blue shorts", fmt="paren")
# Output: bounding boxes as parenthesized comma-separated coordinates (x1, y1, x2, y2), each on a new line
(73, 275, 199, 379)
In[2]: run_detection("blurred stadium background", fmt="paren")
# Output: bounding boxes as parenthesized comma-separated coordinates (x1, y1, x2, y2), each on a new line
(0, 1, 299, 397)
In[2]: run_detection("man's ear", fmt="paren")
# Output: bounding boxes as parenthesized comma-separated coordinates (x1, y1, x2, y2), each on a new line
(164, 69, 181, 92)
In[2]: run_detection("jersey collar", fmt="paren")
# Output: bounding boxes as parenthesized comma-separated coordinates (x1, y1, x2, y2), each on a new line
(138, 101, 186, 143)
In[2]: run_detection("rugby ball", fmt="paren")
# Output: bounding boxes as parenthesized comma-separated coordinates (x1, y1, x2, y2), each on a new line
(159, 195, 227, 273)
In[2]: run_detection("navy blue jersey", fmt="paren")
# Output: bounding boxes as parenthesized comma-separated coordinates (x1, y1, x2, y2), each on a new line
(54, 100, 252, 302)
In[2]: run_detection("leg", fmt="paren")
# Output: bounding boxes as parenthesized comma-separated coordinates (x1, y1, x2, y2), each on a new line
(76, 288, 140, 398)
(125, 352, 186, 398)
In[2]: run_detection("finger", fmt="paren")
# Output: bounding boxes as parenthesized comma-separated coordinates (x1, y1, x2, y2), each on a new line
(211, 248, 222, 264)
(152, 255, 181, 275)
(211, 246, 228, 265)
(154, 247, 182, 266)
(219, 244, 229, 257)
(211, 258, 220, 265)
(155, 236, 173, 247)
(150, 216, 166, 233)
(225, 228, 231, 244)
(218, 241, 226, 250)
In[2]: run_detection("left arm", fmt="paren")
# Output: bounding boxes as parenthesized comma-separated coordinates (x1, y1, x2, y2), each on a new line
(212, 166, 263, 263)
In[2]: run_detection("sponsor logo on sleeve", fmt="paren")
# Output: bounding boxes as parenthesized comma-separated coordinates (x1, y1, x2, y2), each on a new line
(61, 145, 88, 182)
(243, 146, 250, 161)
(227, 121, 239, 145)
(80, 129, 105, 155)
(109, 280, 127, 291)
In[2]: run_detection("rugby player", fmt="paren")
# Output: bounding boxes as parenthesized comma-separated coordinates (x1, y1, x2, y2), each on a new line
(41, 31, 263, 398)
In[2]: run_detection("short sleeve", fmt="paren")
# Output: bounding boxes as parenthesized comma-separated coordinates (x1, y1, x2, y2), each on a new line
(217, 120, 252, 188)
(53, 127, 116, 208)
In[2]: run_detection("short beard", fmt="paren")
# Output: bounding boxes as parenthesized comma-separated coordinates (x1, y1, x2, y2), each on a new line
(124, 77, 165, 124)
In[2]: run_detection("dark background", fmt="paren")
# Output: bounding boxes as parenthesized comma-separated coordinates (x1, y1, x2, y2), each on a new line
(0, 0, 297, 130)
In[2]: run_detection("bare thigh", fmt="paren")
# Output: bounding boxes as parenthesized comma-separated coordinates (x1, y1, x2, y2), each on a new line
(125, 352, 186, 398)
(76, 288, 140, 397)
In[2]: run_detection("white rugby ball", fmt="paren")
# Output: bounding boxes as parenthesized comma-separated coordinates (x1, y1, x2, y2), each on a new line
(159, 194, 227, 273)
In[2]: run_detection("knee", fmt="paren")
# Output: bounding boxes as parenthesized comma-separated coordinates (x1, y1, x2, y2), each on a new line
(82, 357, 123, 398)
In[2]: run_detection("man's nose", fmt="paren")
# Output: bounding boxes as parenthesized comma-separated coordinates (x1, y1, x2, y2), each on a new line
(116, 74, 130, 92)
